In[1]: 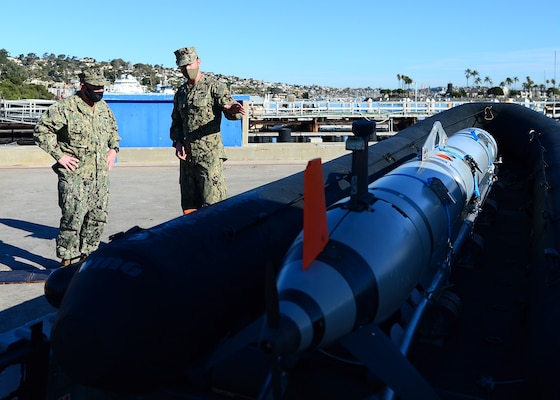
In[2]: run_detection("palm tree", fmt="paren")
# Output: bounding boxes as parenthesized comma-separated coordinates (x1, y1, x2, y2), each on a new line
(465, 69, 473, 87)
(522, 76, 535, 98)
(397, 74, 402, 89)
(471, 70, 479, 84)
(467, 70, 479, 97)
(402, 75, 413, 89)
(505, 77, 513, 89)
(484, 76, 493, 87)
(474, 76, 482, 90)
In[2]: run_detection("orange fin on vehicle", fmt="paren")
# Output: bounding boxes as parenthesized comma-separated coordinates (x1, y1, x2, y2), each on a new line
(303, 158, 329, 271)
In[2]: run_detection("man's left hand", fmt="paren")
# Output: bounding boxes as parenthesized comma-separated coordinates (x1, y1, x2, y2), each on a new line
(224, 102, 246, 115)
(107, 148, 118, 170)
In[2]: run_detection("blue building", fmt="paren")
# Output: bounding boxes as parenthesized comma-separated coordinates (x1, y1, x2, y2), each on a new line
(104, 94, 249, 148)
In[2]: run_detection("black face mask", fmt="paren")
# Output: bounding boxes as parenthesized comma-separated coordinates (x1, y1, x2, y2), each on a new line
(84, 86, 103, 102)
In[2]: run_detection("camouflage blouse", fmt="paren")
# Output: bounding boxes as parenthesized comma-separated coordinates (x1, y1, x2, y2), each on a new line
(170, 74, 241, 164)
(34, 93, 121, 179)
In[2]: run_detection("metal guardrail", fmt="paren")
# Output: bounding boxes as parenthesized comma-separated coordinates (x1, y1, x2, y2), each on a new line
(0, 99, 55, 125)
(1, 99, 558, 126)
(250, 100, 451, 118)
(249, 100, 553, 119)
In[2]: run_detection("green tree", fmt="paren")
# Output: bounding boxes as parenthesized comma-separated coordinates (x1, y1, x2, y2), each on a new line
(474, 76, 482, 88)
(402, 75, 413, 89)
(0, 80, 55, 100)
(465, 69, 473, 87)
(110, 58, 129, 75)
(0, 49, 9, 64)
(487, 87, 504, 96)
(505, 77, 513, 89)
(471, 70, 479, 89)
(0, 59, 28, 84)
(522, 76, 535, 97)
(547, 87, 560, 96)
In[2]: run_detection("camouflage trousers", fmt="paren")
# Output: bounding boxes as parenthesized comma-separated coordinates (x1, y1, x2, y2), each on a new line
(179, 158, 226, 210)
(56, 173, 109, 260)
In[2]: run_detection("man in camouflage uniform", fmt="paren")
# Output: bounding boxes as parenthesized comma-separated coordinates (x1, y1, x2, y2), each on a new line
(170, 46, 245, 214)
(34, 69, 121, 266)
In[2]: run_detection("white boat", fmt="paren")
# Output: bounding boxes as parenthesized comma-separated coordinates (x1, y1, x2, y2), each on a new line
(154, 76, 175, 94)
(107, 73, 146, 94)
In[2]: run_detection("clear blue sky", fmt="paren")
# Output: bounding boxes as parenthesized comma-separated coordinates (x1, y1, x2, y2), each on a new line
(3, 0, 559, 89)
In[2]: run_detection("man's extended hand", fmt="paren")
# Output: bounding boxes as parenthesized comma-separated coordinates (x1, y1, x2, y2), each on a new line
(224, 102, 246, 115)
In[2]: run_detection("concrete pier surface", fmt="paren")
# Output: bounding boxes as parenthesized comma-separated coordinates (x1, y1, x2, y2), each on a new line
(0, 143, 351, 333)
(0, 142, 349, 167)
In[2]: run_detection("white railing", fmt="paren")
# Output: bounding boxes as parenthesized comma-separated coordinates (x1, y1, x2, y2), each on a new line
(249, 99, 553, 119)
(0, 99, 55, 125)
(1, 98, 558, 126)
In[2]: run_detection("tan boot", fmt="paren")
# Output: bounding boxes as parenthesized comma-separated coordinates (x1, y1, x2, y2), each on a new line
(60, 259, 71, 267)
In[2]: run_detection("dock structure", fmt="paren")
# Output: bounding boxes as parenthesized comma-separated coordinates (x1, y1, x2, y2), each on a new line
(0, 99, 53, 144)
(246, 98, 559, 142)
(248, 99, 450, 133)
(1, 98, 557, 145)
(0, 99, 53, 125)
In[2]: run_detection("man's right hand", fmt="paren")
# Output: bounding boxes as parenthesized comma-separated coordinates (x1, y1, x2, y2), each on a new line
(58, 154, 80, 171)
(175, 142, 187, 160)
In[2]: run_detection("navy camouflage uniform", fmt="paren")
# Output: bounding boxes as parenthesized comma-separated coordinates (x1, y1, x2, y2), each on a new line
(34, 91, 120, 261)
(170, 73, 241, 210)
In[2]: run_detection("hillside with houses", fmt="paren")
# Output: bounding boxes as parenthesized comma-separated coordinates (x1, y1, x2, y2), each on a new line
(1, 49, 558, 102)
